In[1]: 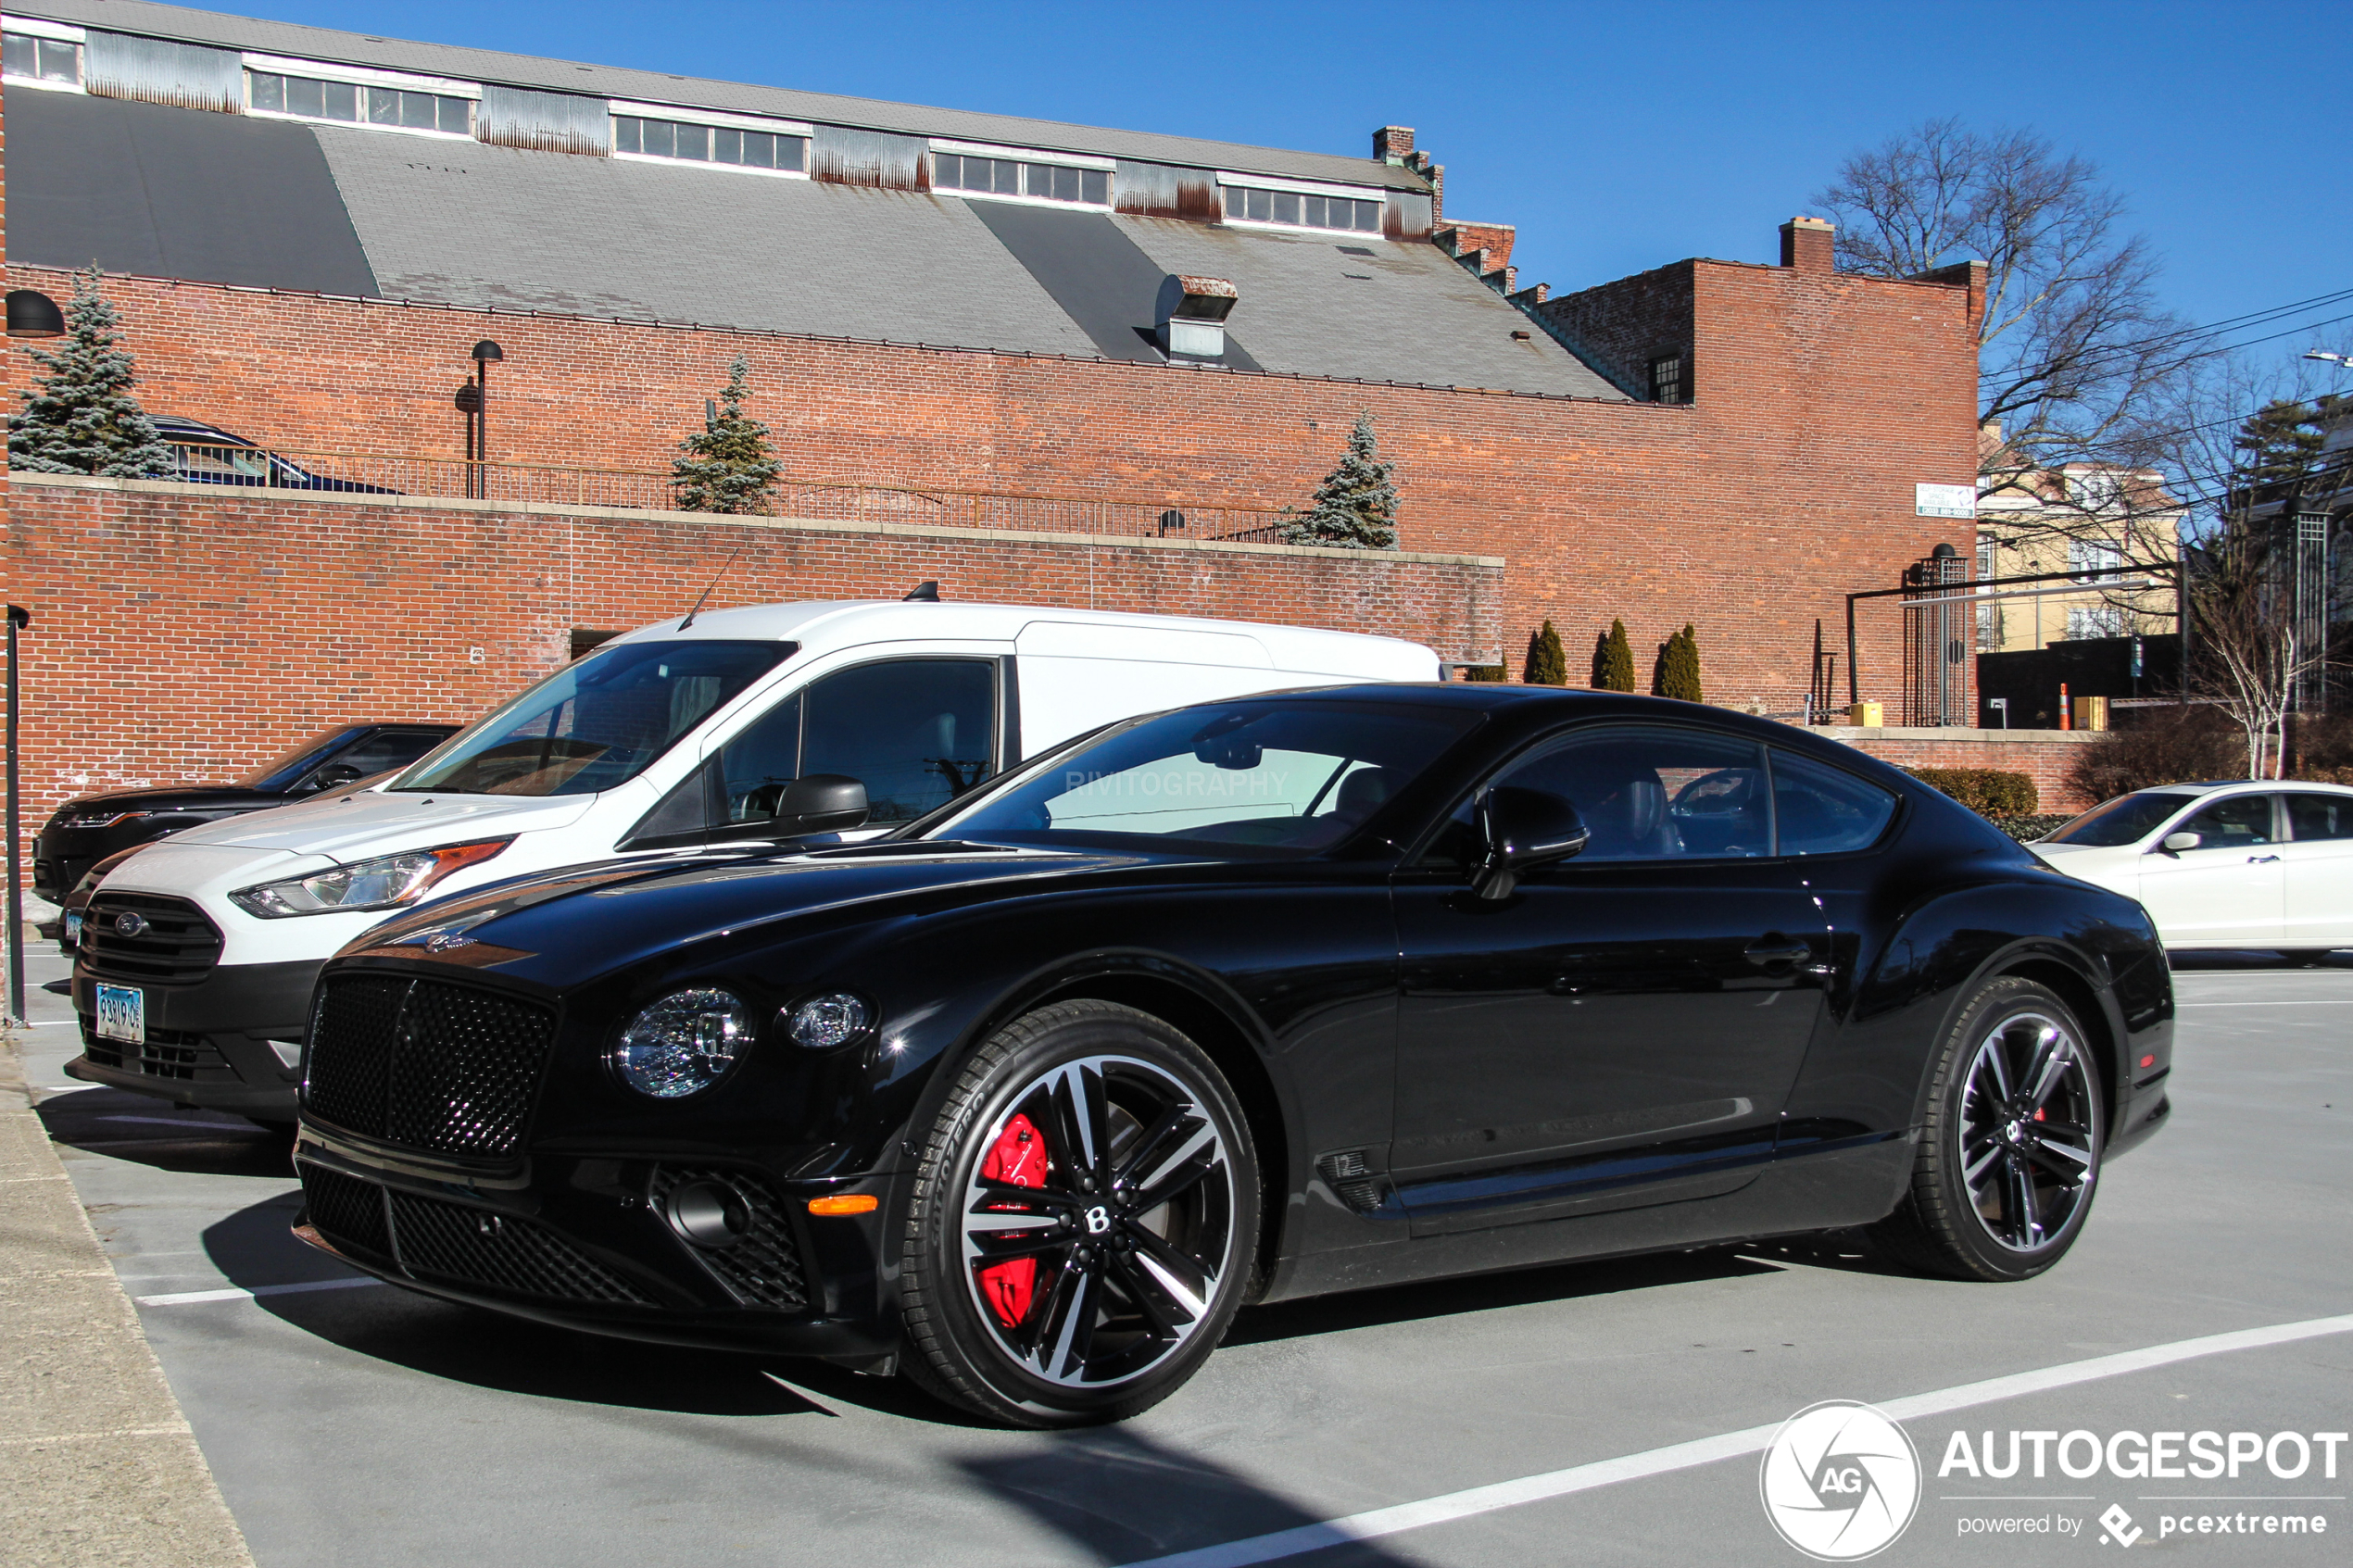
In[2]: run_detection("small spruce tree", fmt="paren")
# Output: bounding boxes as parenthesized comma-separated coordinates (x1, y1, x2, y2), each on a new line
(1280, 410, 1398, 549)
(1462, 661, 1508, 683)
(1595, 619, 1637, 691)
(7, 267, 173, 478)
(1656, 623, 1705, 701)
(673, 356, 781, 514)
(1523, 619, 1567, 684)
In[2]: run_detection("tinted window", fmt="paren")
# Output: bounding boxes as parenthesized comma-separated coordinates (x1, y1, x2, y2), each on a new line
(1423, 724, 1771, 866)
(329, 729, 450, 781)
(2284, 793, 2353, 842)
(1771, 749, 1898, 855)
(244, 729, 362, 791)
(2176, 794, 2275, 849)
(717, 694, 802, 822)
(938, 702, 1475, 855)
(2044, 790, 2202, 847)
(802, 661, 996, 824)
(396, 641, 786, 797)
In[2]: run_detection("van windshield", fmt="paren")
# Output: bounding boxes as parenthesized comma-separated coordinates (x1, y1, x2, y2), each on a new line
(394, 641, 788, 797)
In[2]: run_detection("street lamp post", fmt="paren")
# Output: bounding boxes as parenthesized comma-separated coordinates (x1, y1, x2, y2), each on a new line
(466, 340, 504, 499)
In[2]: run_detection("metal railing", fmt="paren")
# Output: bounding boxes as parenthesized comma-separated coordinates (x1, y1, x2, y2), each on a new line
(160, 440, 1299, 543)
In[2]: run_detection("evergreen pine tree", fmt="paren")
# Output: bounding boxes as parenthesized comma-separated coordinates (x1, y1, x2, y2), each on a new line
(1523, 619, 1567, 684)
(1280, 411, 1398, 549)
(2230, 398, 2327, 497)
(7, 268, 173, 478)
(673, 357, 781, 514)
(1657, 623, 1705, 701)
(1596, 619, 1637, 691)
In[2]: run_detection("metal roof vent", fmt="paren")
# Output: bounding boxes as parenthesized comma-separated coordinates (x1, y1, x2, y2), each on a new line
(1157, 275, 1238, 362)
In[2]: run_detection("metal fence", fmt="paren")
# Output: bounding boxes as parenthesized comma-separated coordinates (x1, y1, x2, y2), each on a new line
(162, 440, 1298, 543)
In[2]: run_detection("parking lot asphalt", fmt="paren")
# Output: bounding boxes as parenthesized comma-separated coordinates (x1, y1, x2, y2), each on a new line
(14, 948, 2351, 1567)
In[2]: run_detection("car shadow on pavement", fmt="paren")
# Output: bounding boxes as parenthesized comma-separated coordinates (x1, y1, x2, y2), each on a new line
(959, 1424, 1427, 1567)
(37, 1085, 296, 1177)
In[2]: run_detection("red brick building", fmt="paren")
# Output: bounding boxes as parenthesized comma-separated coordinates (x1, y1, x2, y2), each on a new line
(0, 1, 1986, 818)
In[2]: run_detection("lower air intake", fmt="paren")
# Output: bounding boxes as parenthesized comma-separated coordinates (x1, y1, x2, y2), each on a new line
(649, 1165, 809, 1311)
(387, 1191, 651, 1306)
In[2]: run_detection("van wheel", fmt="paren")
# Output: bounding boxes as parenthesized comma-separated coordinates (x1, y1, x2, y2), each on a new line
(1870, 977, 2104, 1282)
(897, 1000, 1258, 1428)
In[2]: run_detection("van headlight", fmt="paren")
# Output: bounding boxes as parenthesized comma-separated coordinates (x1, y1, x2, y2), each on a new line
(227, 839, 511, 918)
(611, 989, 754, 1098)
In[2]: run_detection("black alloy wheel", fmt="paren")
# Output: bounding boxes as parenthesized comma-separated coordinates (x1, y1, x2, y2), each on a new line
(1870, 976, 2105, 1282)
(898, 999, 1259, 1427)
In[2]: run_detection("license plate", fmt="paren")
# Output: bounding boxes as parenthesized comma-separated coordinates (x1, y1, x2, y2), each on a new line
(94, 983, 145, 1045)
(64, 911, 82, 947)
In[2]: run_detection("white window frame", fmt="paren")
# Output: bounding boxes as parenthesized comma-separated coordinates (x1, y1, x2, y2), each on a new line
(927, 137, 1114, 210)
(610, 99, 812, 180)
(1, 14, 83, 94)
(1214, 170, 1387, 237)
(243, 51, 480, 141)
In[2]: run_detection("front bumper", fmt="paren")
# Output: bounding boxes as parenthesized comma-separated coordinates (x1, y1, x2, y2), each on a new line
(68, 959, 321, 1117)
(290, 1127, 900, 1361)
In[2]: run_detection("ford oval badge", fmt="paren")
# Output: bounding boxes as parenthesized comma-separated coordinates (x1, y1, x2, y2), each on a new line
(113, 911, 150, 938)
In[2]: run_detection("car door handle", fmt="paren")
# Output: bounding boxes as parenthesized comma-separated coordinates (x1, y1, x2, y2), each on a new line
(1743, 938, 1814, 968)
(2249, 854, 2281, 863)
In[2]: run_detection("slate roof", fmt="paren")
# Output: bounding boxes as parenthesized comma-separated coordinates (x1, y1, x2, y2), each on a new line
(4, 3, 1629, 399)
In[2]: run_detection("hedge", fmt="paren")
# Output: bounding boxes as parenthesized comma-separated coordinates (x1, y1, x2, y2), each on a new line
(1906, 767, 2040, 816)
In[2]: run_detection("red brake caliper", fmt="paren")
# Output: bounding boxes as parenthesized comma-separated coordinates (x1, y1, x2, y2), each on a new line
(976, 1113, 1047, 1328)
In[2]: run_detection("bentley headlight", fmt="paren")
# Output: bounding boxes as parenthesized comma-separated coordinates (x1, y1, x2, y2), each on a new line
(787, 992, 872, 1049)
(228, 839, 510, 918)
(612, 989, 754, 1098)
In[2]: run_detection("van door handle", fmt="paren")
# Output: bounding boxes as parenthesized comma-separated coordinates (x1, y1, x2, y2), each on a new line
(2249, 854, 2281, 863)
(1744, 937, 1813, 968)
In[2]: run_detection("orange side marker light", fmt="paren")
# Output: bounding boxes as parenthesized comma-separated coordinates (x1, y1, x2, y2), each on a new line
(808, 1194, 879, 1216)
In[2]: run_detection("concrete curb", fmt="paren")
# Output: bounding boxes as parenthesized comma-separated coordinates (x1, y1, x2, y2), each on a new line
(0, 1024, 257, 1567)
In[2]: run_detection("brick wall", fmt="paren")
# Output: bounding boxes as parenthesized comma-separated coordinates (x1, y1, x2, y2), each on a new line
(1, 222, 1974, 714)
(3, 473, 1501, 817)
(1830, 726, 2104, 811)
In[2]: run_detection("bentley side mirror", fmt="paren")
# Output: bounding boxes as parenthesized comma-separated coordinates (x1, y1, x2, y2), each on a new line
(297, 763, 366, 795)
(1473, 786, 1591, 900)
(767, 773, 870, 836)
(2157, 831, 2201, 856)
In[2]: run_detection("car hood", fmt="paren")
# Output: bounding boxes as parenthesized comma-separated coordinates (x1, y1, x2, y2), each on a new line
(171, 787, 596, 859)
(343, 841, 1158, 984)
(50, 784, 285, 817)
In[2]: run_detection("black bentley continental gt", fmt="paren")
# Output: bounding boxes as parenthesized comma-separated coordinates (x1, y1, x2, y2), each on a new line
(290, 685, 2173, 1427)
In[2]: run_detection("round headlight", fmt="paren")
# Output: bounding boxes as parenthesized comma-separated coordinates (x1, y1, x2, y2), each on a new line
(611, 988, 753, 1098)
(787, 992, 872, 1049)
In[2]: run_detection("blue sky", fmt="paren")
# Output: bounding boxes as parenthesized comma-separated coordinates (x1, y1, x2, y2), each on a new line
(215, 1, 2353, 378)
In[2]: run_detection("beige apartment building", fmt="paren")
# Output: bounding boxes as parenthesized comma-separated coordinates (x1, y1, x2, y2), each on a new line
(1973, 461, 2182, 654)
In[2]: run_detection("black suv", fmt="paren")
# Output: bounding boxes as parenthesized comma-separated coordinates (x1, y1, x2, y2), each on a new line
(37, 724, 460, 920)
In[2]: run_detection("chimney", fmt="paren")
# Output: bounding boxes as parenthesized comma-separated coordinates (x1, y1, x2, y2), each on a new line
(1157, 274, 1238, 360)
(1780, 215, 1834, 272)
(1373, 125, 1415, 165)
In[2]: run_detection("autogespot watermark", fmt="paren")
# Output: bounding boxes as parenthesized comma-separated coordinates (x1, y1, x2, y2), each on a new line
(1761, 1406, 2346, 1557)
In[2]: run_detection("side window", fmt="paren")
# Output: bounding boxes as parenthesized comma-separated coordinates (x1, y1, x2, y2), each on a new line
(1420, 724, 1771, 866)
(2178, 795, 2275, 849)
(332, 728, 448, 780)
(717, 694, 801, 822)
(801, 660, 997, 824)
(1770, 749, 1898, 856)
(2284, 794, 2353, 842)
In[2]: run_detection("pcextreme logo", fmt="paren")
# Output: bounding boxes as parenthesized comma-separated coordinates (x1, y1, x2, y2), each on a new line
(1760, 1400, 1923, 1561)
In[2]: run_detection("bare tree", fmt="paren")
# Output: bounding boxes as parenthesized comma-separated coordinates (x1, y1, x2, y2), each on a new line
(2190, 530, 2327, 778)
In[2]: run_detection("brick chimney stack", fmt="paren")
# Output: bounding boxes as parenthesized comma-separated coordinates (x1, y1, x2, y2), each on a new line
(1373, 125, 1415, 165)
(1780, 216, 1834, 272)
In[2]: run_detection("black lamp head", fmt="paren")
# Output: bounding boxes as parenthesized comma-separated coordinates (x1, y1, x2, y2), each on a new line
(471, 339, 505, 363)
(6, 290, 66, 339)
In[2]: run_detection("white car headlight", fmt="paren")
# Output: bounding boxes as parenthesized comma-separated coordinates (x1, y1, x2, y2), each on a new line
(228, 838, 511, 918)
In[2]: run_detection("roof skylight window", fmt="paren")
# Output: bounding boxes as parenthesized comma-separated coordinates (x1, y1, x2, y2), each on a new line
(929, 141, 1114, 209)
(2, 17, 82, 90)
(243, 56, 477, 137)
(610, 103, 811, 176)
(1220, 180, 1382, 234)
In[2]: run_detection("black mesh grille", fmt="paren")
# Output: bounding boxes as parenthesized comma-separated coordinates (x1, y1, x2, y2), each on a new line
(649, 1165, 809, 1311)
(387, 1191, 650, 1305)
(81, 893, 223, 984)
(303, 975, 554, 1158)
(299, 1163, 393, 1258)
(78, 1014, 232, 1081)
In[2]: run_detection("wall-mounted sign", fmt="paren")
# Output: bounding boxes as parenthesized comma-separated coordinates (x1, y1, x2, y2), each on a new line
(1916, 483, 1977, 520)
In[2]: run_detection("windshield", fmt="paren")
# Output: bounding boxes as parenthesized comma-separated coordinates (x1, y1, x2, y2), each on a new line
(927, 700, 1478, 856)
(243, 728, 360, 791)
(395, 640, 788, 797)
(2043, 789, 2201, 847)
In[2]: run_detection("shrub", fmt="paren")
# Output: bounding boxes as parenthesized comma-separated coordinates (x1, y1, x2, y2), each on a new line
(1462, 662, 1507, 683)
(1655, 623, 1703, 702)
(2064, 706, 2243, 802)
(1523, 620, 1567, 685)
(1985, 812, 2074, 843)
(1592, 618, 1636, 691)
(1907, 767, 2039, 815)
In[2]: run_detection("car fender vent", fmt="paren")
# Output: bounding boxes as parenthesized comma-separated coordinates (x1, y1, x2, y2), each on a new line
(1315, 1149, 1390, 1214)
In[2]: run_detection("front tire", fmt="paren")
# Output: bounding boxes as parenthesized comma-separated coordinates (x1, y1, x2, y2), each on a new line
(897, 1000, 1260, 1427)
(1871, 977, 2104, 1282)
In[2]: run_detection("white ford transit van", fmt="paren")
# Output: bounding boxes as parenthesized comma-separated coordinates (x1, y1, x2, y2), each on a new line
(69, 600, 1439, 1118)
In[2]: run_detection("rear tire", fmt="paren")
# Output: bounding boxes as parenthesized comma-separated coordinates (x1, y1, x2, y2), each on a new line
(897, 1000, 1259, 1428)
(1870, 977, 2104, 1282)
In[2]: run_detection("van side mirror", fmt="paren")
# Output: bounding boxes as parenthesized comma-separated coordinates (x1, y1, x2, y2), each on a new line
(2158, 831, 2201, 856)
(767, 773, 869, 836)
(1473, 786, 1590, 900)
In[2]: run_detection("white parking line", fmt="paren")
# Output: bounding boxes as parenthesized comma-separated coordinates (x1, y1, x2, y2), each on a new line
(134, 1277, 386, 1308)
(1116, 1312, 2353, 1568)
(2177, 999, 2353, 1008)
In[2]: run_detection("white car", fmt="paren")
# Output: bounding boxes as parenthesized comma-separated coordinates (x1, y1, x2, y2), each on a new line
(69, 599, 1441, 1118)
(2032, 780, 2353, 956)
